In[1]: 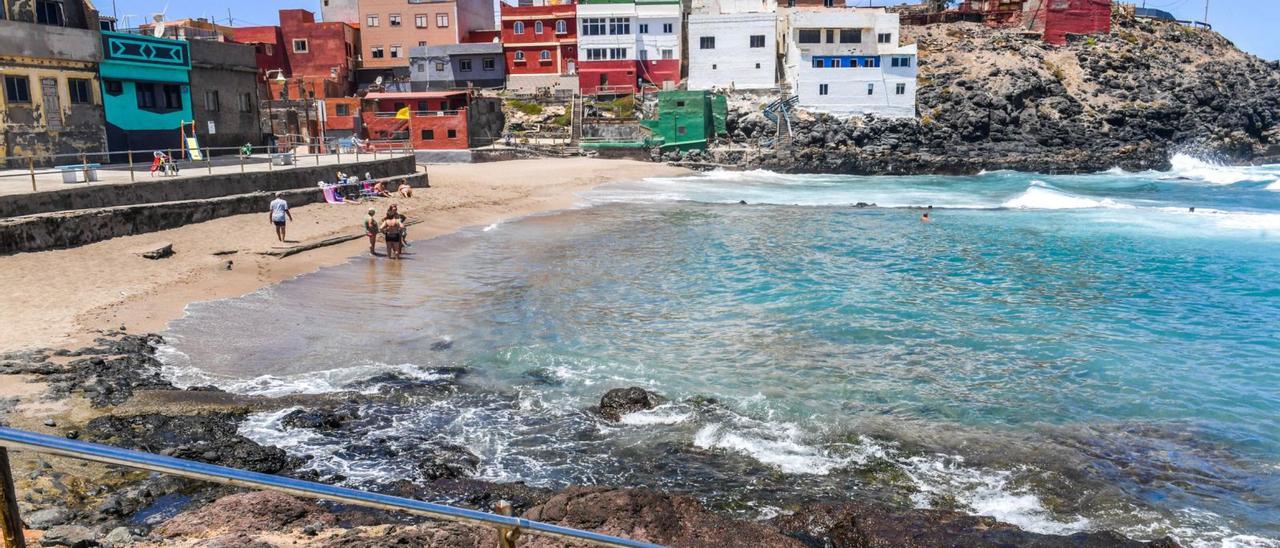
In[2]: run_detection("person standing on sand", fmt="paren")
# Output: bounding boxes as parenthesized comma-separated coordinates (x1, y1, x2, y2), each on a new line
(363, 208, 380, 255)
(381, 209, 405, 259)
(269, 193, 293, 242)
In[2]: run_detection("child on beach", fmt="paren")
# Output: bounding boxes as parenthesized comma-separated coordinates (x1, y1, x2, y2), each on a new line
(363, 208, 380, 255)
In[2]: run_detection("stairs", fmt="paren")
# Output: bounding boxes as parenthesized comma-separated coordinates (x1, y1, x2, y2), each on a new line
(762, 92, 799, 148)
(570, 93, 584, 145)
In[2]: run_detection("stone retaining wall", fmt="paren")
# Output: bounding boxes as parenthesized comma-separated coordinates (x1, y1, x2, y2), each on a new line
(0, 173, 426, 254)
(0, 156, 415, 219)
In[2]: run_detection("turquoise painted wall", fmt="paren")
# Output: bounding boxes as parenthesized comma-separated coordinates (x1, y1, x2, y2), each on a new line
(99, 31, 192, 133)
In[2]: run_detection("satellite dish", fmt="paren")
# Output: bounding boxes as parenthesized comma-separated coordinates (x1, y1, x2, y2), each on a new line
(375, 76, 384, 86)
(152, 13, 165, 37)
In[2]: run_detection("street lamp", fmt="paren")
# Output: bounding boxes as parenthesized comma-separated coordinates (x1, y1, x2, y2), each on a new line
(263, 69, 288, 143)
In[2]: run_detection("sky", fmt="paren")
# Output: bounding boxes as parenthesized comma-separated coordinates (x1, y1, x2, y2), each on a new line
(103, 0, 1279, 60)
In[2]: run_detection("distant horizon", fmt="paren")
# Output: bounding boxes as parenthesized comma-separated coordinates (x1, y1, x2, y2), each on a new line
(104, 0, 1279, 61)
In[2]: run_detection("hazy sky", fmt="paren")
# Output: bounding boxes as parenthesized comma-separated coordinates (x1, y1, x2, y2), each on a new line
(104, 0, 1279, 60)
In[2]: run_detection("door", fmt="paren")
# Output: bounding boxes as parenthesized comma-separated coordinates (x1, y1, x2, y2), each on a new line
(42, 78, 62, 130)
(567, 60, 576, 76)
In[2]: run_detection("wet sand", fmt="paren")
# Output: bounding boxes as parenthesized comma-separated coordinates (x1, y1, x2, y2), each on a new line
(0, 158, 689, 354)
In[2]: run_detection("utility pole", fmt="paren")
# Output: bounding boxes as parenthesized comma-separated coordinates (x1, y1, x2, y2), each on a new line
(1203, 0, 1209, 27)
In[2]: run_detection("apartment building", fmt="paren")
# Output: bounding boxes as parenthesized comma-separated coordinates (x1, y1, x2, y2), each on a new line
(501, 0, 579, 93)
(576, 0, 680, 95)
(357, 0, 498, 90)
(687, 0, 777, 90)
(780, 7, 917, 117)
(232, 9, 358, 100)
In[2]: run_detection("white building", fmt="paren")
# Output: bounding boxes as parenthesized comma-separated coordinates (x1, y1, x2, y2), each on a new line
(780, 7, 917, 118)
(687, 0, 777, 90)
(635, 0, 682, 89)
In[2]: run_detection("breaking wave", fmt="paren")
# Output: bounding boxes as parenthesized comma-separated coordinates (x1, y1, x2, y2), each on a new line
(1000, 181, 1133, 209)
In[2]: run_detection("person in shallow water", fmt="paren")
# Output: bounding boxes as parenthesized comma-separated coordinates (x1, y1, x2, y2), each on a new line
(269, 193, 292, 242)
(363, 208, 380, 255)
(381, 207, 405, 259)
(921, 212, 931, 222)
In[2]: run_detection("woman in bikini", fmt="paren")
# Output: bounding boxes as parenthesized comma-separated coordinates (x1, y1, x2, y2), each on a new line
(363, 208, 380, 255)
(380, 209, 405, 259)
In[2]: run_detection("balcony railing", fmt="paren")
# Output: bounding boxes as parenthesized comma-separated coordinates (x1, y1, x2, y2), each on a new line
(373, 110, 464, 118)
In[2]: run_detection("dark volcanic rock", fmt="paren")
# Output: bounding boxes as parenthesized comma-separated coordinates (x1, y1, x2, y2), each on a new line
(280, 408, 355, 431)
(598, 387, 665, 421)
(38, 524, 97, 547)
(83, 413, 299, 474)
(0, 334, 180, 407)
(770, 502, 1182, 548)
(415, 443, 481, 481)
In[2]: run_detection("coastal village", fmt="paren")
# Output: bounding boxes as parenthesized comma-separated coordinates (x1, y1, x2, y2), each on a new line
(1, 0, 1143, 163)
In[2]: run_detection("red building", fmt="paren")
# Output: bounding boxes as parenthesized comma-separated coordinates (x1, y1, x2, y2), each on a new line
(959, 0, 1111, 44)
(501, 0, 579, 93)
(231, 10, 358, 101)
(361, 91, 472, 150)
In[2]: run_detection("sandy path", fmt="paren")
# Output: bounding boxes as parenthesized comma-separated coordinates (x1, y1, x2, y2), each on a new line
(0, 158, 689, 353)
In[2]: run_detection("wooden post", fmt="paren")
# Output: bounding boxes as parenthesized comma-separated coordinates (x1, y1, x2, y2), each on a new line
(128, 151, 135, 182)
(493, 500, 519, 548)
(79, 153, 89, 184)
(206, 149, 212, 175)
(240, 153, 245, 173)
(26, 157, 35, 193)
(0, 448, 26, 548)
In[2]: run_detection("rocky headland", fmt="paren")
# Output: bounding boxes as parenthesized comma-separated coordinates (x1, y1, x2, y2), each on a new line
(0, 334, 1183, 547)
(676, 14, 1280, 174)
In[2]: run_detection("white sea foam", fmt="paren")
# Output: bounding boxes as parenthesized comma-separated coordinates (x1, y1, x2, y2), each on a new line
(1167, 154, 1280, 185)
(1266, 180, 1280, 191)
(619, 404, 692, 425)
(483, 222, 501, 232)
(901, 456, 1090, 535)
(1001, 181, 1132, 210)
(693, 423, 857, 475)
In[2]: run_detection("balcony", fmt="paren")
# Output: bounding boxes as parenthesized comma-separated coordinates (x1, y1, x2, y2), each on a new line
(373, 110, 463, 117)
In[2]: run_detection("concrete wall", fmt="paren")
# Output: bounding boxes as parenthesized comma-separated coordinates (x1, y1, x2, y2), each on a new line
(0, 172, 427, 254)
(686, 13, 777, 90)
(189, 40, 265, 151)
(0, 156, 415, 219)
(466, 97, 505, 148)
(583, 120, 648, 141)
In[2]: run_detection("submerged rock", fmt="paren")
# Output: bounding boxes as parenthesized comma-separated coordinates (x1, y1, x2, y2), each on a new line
(415, 443, 481, 481)
(84, 413, 299, 474)
(280, 408, 355, 431)
(598, 387, 665, 421)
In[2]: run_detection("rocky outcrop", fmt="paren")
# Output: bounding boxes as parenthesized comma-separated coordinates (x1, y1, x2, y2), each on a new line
(0, 333, 180, 407)
(84, 413, 298, 474)
(691, 15, 1280, 174)
(154, 491, 337, 539)
(598, 387, 665, 421)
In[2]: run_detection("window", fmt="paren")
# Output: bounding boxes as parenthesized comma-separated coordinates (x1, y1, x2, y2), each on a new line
(435, 61, 446, 71)
(135, 83, 157, 108)
(447, 129, 457, 139)
(540, 50, 551, 61)
(514, 21, 525, 34)
(393, 102, 406, 111)
(699, 36, 715, 49)
(750, 35, 765, 48)
(609, 48, 627, 60)
(556, 20, 567, 34)
(330, 103, 348, 116)
(483, 57, 496, 70)
(417, 100, 428, 111)
(4, 76, 31, 103)
(826, 30, 834, 43)
(204, 90, 219, 111)
(416, 14, 427, 28)
(823, 0, 834, 6)
(421, 129, 434, 140)
(371, 46, 384, 59)
(755, 62, 761, 69)
(867, 83, 875, 95)
(639, 23, 648, 34)
(878, 32, 892, 44)
(264, 44, 274, 56)
(676, 126, 686, 136)
(239, 92, 254, 112)
(891, 57, 912, 68)
(437, 13, 449, 27)
(390, 45, 401, 58)
(367, 14, 379, 27)
(585, 48, 605, 61)
(608, 17, 630, 35)
(818, 83, 828, 96)
(798, 30, 820, 44)
(840, 29, 860, 43)
(36, 1, 64, 25)
(459, 59, 472, 72)
(895, 82, 906, 95)
(163, 84, 182, 109)
(535, 21, 543, 34)
(389, 14, 401, 26)
(514, 51, 525, 61)
(811, 58, 823, 68)
(293, 39, 309, 53)
(661, 49, 673, 60)
(68, 78, 91, 104)
(710, 63, 715, 69)
(104, 80, 123, 95)
(640, 49, 648, 60)
(582, 18, 606, 36)
(662, 23, 672, 33)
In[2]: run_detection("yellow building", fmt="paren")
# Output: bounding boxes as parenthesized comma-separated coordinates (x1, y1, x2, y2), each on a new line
(0, 0, 108, 165)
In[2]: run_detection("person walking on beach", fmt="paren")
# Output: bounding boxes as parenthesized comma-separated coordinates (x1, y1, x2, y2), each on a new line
(269, 193, 293, 242)
(363, 208, 380, 255)
(381, 208, 405, 259)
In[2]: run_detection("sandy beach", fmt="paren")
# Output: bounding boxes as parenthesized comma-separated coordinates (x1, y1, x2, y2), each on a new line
(0, 158, 689, 354)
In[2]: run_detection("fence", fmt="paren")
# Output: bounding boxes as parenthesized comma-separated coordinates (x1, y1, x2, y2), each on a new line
(0, 141, 414, 195)
(0, 427, 661, 548)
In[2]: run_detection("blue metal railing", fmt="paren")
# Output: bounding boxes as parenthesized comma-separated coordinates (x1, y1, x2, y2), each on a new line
(0, 427, 661, 548)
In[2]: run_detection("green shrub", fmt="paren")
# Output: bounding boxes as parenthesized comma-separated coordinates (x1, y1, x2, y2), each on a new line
(507, 99, 544, 116)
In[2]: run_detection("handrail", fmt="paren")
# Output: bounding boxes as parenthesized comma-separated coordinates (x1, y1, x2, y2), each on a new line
(0, 427, 661, 548)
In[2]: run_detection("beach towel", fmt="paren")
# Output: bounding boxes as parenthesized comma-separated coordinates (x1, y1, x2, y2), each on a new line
(322, 186, 346, 204)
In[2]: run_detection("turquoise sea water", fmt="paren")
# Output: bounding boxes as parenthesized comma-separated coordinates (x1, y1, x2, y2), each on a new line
(158, 155, 1280, 546)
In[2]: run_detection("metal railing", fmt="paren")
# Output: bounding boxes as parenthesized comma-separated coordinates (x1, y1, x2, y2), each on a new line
(0, 427, 660, 548)
(0, 141, 415, 194)
(373, 110, 464, 118)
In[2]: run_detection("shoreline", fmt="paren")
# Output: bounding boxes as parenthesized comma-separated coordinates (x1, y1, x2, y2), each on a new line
(0, 158, 691, 354)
